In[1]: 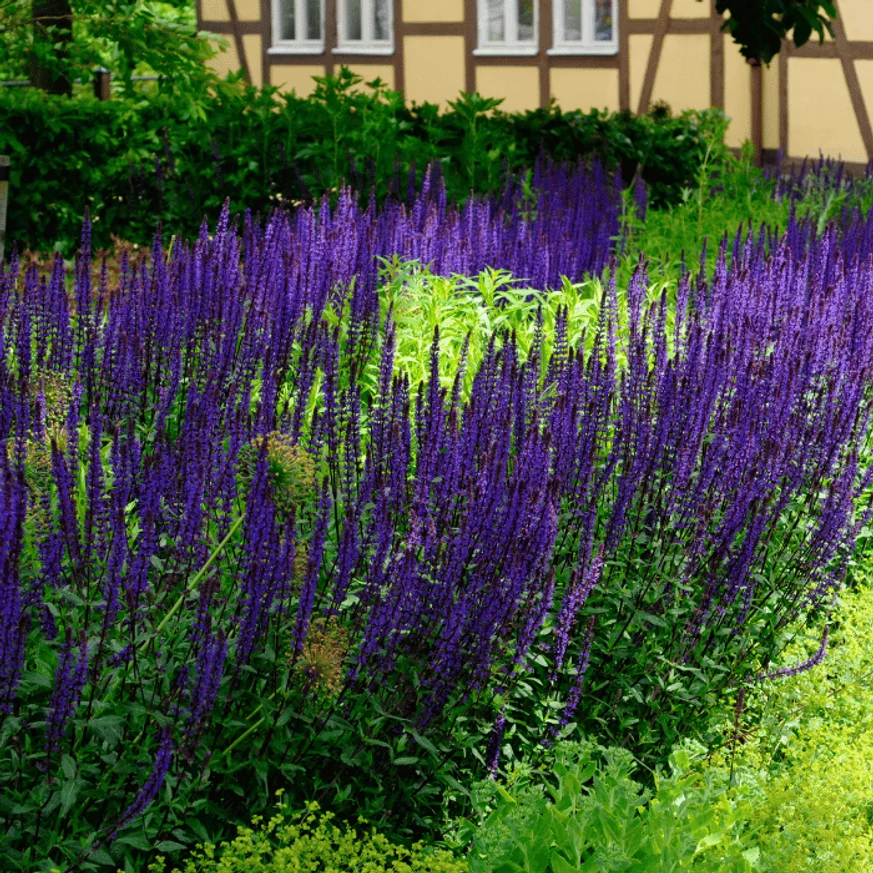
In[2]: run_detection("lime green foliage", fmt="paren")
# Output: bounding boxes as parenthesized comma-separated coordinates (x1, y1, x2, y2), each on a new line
(339, 259, 675, 397)
(709, 577, 873, 873)
(449, 740, 760, 873)
(149, 799, 467, 873)
(372, 261, 605, 390)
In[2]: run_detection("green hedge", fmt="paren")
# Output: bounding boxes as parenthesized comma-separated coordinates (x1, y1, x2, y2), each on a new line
(2, 68, 728, 253)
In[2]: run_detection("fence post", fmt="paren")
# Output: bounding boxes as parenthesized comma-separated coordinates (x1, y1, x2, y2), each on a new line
(0, 156, 9, 264)
(94, 67, 111, 101)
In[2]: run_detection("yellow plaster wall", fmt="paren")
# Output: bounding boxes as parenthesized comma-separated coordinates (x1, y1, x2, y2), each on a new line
(723, 34, 751, 147)
(762, 59, 780, 150)
(234, 0, 261, 21)
(670, 0, 710, 18)
(201, 0, 230, 21)
(853, 60, 873, 153)
(242, 34, 263, 86)
(629, 33, 653, 109)
(651, 33, 709, 110)
(270, 64, 325, 95)
(403, 36, 465, 106)
(402, 0, 464, 22)
(839, 0, 873, 41)
(628, 0, 660, 18)
(475, 66, 539, 112)
(788, 57, 866, 162)
(207, 41, 242, 77)
(551, 68, 620, 112)
(347, 64, 395, 89)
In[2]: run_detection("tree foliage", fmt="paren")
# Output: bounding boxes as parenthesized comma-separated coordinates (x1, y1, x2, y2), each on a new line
(707, 0, 837, 64)
(0, 0, 221, 96)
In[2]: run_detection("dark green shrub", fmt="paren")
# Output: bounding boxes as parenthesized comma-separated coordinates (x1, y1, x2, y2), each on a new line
(1, 69, 726, 253)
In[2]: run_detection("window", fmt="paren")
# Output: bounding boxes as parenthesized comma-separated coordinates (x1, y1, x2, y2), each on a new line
(337, 0, 394, 53)
(551, 0, 618, 54)
(271, 0, 325, 53)
(476, 0, 538, 55)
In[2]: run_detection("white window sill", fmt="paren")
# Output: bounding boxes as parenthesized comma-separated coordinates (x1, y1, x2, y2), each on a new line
(334, 44, 395, 55)
(548, 44, 619, 56)
(473, 46, 539, 57)
(268, 44, 326, 56)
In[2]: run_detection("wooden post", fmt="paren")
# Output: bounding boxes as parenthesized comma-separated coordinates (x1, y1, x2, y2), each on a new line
(0, 156, 9, 264)
(94, 67, 111, 101)
(749, 58, 763, 166)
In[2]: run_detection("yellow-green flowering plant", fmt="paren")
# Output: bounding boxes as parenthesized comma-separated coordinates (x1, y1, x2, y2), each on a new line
(148, 795, 467, 873)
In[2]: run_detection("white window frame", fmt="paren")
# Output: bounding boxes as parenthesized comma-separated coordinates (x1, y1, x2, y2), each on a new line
(336, 0, 395, 55)
(474, 0, 539, 57)
(549, 0, 618, 56)
(268, 0, 325, 55)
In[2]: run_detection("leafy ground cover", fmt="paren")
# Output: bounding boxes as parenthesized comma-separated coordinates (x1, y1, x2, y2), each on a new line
(3, 112, 873, 872)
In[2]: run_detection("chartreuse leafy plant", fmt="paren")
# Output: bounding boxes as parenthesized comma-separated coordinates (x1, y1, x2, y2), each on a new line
(149, 797, 467, 873)
(707, 572, 873, 873)
(451, 740, 760, 873)
(369, 261, 608, 393)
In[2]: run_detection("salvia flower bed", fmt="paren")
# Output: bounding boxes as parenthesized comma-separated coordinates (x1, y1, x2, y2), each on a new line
(1, 166, 872, 869)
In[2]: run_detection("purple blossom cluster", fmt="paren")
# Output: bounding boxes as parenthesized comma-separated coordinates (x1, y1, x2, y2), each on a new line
(0, 163, 872, 837)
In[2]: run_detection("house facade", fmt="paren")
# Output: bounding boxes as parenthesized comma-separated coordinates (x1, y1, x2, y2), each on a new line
(197, 0, 873, 166)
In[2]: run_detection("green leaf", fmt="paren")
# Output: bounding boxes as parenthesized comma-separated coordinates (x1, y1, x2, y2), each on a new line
(156, 840, 187, 852)
(89, 715, 124, 745)
(115, 832, 152, 852)
(89, 848, 116, 866)
(61, 754, 77, 781)
(597, 806, 623, 843)
(551, 854, 580, 873)
(60, 780, 79, 818)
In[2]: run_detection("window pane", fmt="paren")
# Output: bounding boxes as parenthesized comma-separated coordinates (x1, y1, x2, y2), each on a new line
(280, 0, 296, 41)
(307, 0, 321, 39)
(486, 0, 505, 41)
(517, 0, 534, 41)
(563, 0, 582, 41)
(373, 0, 390, 41)
(346, 0, 363, 40)
(595, 0, 614, 41)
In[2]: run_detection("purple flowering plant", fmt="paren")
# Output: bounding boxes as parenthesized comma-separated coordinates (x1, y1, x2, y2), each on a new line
(1, 161, 872, 870)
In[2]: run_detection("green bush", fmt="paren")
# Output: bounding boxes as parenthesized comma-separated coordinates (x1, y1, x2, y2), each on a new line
(149, 799, 467, 873)
(1, 69, 726, 253)
(447, 740, 761, 873)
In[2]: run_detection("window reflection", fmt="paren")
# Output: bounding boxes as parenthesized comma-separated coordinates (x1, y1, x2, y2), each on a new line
(374, 0, 390, 40)
(595, 0, 613, 41)
(307, 0, 321, 39)
(346, 0, 363, 40)
(487, 0, 505, 41)
(280, 0, 296, 40)
(563, 0, 582, 41)
(518, 0, 534, 41)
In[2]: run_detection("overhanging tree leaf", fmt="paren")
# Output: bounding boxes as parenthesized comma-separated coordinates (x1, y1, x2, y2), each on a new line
(706, 0, 838, 64)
